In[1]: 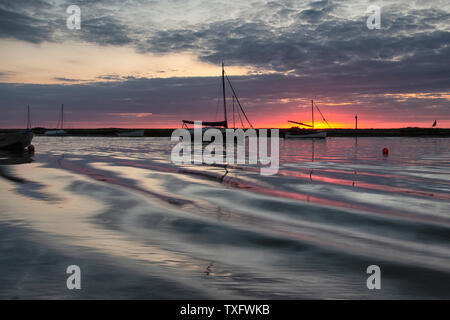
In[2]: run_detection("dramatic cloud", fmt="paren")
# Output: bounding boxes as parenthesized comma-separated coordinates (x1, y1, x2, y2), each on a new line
(143, 2, 450, 93)
(0, 0, 449, 127)
(78, 16, 133, 46)
(0, 7, 54, 43)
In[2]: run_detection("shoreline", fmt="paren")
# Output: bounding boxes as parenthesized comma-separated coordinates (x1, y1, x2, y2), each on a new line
(1, 128, 450, 137)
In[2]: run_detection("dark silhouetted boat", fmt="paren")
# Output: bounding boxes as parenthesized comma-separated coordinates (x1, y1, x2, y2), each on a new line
(0, 131, 34, 151)
(285, 100, 328, 139)
(0, 105, 34, 151)
(182, 62, 253, 134)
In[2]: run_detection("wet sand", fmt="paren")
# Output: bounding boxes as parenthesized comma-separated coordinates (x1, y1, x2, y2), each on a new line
(0, 136, 449, 299)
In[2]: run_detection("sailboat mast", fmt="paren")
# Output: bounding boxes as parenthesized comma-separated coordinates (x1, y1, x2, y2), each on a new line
(27, 104, 31, 129)
(222, 62, 228, 128)
(311, 100, 314, 129)
(232, 95, 236, 129)
(61, 104, 64, 130)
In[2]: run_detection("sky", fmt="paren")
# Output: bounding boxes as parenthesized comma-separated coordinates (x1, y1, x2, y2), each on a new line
(0, 0, 449, 129)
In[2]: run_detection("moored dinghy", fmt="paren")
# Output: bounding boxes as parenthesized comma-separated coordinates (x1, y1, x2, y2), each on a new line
(0, 131, 34, 151)
(0, 105, 34, 151)
(285, 100, 328, 139)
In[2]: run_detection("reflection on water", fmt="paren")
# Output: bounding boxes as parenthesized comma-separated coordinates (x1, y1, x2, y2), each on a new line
(0, 150, 34, 183)
(0, 149, 33, 166)
(0, 136, 449, 299)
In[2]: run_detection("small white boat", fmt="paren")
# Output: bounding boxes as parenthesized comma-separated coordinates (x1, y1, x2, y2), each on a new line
(45, 129, 67, 136)
(117, 130, 145, 137)
(0, 131, 34, 151)
(45, 104, 68, 136)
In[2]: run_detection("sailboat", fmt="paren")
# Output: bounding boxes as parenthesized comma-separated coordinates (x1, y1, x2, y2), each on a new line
(182, 62, 253, 133)
(45, 104, 68, 136)
(285, 100, 327, 139)
(0, 105, 34, 151)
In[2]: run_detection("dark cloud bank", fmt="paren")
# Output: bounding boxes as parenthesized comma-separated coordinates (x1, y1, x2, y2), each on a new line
(0, 0, 449, 127)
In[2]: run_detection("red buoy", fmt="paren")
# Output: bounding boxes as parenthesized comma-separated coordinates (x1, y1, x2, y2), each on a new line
(382, 147, 389, 156)
(28, 144, 35, 154)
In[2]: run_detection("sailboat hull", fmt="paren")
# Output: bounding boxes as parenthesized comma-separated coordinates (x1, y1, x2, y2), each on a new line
(0, 132, 34, 150)
(285, 131, 327, 139)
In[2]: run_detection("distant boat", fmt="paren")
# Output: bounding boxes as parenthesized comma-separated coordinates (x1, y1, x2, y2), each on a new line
(182, 62, 253, 133)
(45, 104, 67, 136)
(0, 105, 34, 151)
(285, 100, 328, 139)
(117, 130, 145, 137)
(432, 120, 437, 127)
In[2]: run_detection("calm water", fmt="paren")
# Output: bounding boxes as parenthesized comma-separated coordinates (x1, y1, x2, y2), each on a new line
(0, 136, 449, 299)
